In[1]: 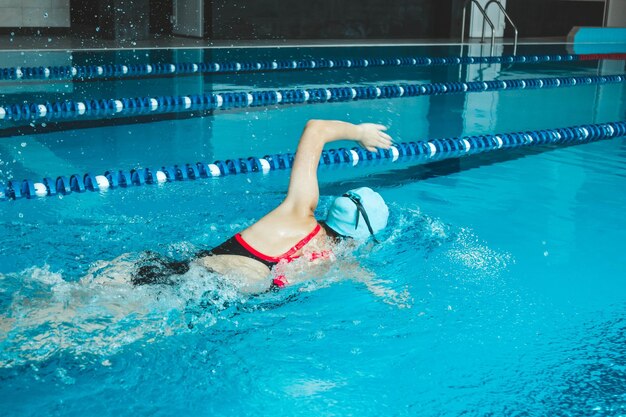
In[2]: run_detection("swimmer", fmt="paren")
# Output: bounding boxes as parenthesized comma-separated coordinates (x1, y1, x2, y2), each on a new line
(132, 120, 393, 293)
(0, 121, 403, 365)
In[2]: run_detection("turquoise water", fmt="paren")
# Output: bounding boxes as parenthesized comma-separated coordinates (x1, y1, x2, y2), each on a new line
(1, 45, 626, 416)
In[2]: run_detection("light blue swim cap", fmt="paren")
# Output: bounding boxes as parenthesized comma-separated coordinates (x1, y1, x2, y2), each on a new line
(325, 187, 389, 240)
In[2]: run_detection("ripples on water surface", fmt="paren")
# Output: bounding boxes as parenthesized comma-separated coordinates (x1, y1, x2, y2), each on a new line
(2, 139, 625, 416)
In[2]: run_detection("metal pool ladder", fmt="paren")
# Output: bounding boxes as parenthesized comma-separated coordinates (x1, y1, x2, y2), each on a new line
(461, 0, 519, 56)
(484, 0, 519, 55)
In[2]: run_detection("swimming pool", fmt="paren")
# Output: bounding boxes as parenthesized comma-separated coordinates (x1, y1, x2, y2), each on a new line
(1, 44, 625, 416)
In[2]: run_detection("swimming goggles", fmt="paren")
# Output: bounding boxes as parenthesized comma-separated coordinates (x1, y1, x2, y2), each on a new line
(343, 192, 379, 243)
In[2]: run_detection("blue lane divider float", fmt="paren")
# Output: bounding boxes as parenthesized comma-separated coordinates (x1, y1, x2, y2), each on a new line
(1, 121, 624, 201)
(1, 53, 625, 82)
(0, 73, 624, 123)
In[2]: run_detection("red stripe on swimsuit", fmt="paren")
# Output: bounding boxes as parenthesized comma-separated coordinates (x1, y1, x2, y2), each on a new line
(235, 224, 330, 288)
(235, 224, 321, 263)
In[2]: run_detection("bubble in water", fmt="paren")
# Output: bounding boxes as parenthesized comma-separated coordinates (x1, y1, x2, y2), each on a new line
(18, 213, 23, 218)
(20, 142, 26, 147)
(55, 368, 75, 385)
(43, 12, 48, 18)
(95, 27, 100, 32)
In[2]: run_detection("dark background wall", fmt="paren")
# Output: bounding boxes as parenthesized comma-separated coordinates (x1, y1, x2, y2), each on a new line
(71, 0, 159, 40)
(67, 0, 606, 41)
(208, 0, 439, 40)
(205, 0, 605, 40)
(150, 0, 173, 36)
(506, 0, 605, 37)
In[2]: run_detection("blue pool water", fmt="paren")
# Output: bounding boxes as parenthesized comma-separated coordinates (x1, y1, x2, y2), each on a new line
(1, 44, 626, 416)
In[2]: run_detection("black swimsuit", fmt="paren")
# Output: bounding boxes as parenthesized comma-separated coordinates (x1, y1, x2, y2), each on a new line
(131, 251, 192, 286)
(197, 235, 277, 269)
(132, 224, 324, 286)
(131, 235, 276, 286)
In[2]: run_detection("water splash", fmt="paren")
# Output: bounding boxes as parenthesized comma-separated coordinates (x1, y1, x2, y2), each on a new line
(0, 260, 245, 368)
(445, 227, 514, 280)
(382, 205, 513, 280)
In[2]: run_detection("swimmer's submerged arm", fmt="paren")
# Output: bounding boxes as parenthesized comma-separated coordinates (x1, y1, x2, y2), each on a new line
(342, 262, 411, 308)
(283, 120, 392, 216)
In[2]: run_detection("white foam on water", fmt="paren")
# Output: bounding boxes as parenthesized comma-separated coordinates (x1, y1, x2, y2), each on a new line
(445, 228, 514, 280)
(0, 260, 247, 368)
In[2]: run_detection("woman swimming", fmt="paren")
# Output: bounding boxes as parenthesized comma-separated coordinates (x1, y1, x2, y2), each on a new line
(132, 120, 393, 292)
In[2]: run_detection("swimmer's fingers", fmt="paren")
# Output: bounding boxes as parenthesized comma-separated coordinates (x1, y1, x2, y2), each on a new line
(379, 131, 392, 141)
(357, 123, 392, 151)
(376, 134, 392, 149)
(373, 124, 388, 131)
(362, 141, 387, 152)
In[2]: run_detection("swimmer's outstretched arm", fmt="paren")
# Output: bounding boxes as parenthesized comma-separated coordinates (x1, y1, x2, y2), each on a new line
(283, 120, 392, 216)
(339, 262, 411, 308)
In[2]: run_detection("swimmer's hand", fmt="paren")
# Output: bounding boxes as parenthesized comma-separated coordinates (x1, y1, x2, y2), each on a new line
(345, 263, 412, 309)
(356, 123, 393, 152)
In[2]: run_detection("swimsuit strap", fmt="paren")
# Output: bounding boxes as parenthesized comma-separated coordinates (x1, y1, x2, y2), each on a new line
(234, 223, 322, 263)
(279, 224, 322, 261)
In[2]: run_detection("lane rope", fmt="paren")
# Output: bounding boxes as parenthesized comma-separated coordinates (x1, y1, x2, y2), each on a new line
(2, 121, 624, 201)
(0, 53, 624, 82)
(1, 73, 624, 123)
